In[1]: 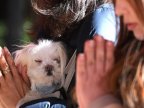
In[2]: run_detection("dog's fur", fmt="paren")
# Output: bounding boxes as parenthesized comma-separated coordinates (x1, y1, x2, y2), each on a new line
(14, 40, 67, 107)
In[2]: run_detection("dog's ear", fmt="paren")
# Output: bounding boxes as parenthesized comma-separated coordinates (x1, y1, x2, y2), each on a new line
(56, 42, 67, 74)
(13, 43, 36, 66)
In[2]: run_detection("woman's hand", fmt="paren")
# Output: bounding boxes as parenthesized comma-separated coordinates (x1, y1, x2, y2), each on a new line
(76, 36, 115, 108)
(0, 47, 30, 108)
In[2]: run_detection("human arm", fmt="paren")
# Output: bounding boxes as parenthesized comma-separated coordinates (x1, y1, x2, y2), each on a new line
(89, 95, 123, 108)
(76, 36, 123, 108)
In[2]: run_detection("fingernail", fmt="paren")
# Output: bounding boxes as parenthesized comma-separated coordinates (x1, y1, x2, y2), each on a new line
(4, 47, 10, 54)
(85, 40, 94, 48)
(78, 53, 85, 60)
(94, 36, 103, 41)
(88, 40, 95, 47)
(84, 40, 89, 46)
(106, 41, 114, 46)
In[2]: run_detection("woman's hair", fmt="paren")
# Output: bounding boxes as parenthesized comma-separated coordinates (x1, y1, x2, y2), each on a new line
(111, 0, 144, 80)
(31, 0, 99, 24)
(29, 0, 112, 38)
(29, 0, 110, 39)
(111, 0, 144, 108)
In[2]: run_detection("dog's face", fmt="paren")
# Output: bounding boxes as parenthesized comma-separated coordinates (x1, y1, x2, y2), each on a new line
(14, 40, 67, 93)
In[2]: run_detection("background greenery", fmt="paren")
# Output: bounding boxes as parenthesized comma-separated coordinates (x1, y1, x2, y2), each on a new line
(0, 0, 35, 52)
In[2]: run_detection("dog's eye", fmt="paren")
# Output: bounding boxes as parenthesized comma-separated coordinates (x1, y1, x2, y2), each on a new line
(35, 59, 42, 64)
(54, 58, 60, 64)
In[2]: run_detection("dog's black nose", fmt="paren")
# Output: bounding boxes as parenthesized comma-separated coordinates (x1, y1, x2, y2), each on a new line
(45, 65, 53, 76)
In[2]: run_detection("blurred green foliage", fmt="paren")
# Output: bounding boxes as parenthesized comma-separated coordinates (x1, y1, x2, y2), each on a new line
(22, 20, 32, 43)
(0, 20, 32, 46)
(0, 21, 6, 46)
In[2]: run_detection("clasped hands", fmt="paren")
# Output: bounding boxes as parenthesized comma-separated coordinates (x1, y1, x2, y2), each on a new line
(76, 36, 115, 108)
(0, 47, 30, 108)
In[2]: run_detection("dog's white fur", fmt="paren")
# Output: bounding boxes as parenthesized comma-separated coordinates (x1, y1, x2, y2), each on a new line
(14, 40, 67, 107)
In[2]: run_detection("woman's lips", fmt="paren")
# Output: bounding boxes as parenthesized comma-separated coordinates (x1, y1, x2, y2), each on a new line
(126, 23, 137, 30)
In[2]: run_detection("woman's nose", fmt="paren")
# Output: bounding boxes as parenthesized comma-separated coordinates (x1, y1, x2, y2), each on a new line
(115, 0, 126, 17)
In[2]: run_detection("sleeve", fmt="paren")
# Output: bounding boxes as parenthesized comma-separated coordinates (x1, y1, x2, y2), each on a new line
(91, 3, 119, 43)
(77, 3, 119, 53)
(88, 95, 123, 108)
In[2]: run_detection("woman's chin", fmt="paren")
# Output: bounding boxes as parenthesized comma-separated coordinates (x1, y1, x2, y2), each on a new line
(134, 31, 144, 41)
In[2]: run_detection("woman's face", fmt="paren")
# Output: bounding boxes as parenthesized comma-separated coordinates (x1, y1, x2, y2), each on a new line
(115, 0, 144, 40)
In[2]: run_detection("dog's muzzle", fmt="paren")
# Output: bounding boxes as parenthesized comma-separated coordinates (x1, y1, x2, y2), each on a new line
(45, 65, 53, 76)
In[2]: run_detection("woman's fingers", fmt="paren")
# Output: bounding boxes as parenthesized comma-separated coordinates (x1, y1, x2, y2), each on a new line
(3, 47, 20, 79)
(105, 41, 114, 73)
(0, 47, 12, 82)
(84, 40, 95, 77)
(0, 47, 24, 108)
(0, 70, 5, 87)
(19, 65, 30, 87)
(76, 54, 86, 108)
(76, 36, 115, 108)
(94, 36, 105, 78)
(18, 65, 30, 95)
(76, 54, 86, 87)
(3, 47, 25, 97)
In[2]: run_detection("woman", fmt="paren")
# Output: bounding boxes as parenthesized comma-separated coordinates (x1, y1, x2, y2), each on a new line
(0, 0, 118, 108)
(76, 0, 144, 108)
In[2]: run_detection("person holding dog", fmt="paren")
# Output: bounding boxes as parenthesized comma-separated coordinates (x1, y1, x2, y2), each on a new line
(0, 0, 119, 108)
(30, 0, 118, 53)
(76, 0, 144, 108)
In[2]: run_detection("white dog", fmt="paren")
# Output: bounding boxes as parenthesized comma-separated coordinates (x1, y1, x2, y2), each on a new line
(14, 40, 67, 107)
